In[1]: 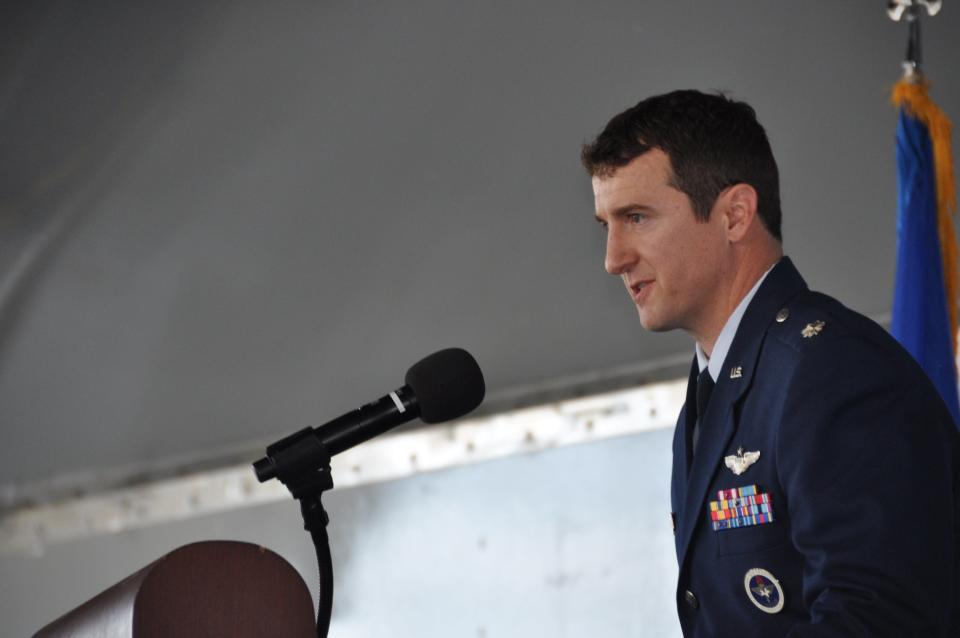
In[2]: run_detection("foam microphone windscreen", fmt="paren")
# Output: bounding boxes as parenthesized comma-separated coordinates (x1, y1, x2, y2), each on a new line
(404, 348, 485, 423)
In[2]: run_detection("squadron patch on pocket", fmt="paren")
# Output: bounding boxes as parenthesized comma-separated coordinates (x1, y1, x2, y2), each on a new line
(744, 568, 784, 613)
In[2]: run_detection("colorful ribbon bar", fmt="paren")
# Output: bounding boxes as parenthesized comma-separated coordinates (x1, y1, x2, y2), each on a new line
(717, 485, 758, 500)
(710, 503, 772, 521)
(708, 485, 775, 531)
(712, 511, 774, 531)
(710, 493, 771, 512)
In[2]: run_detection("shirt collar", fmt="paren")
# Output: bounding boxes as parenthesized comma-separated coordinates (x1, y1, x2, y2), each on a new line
(695, 264, 775, 381)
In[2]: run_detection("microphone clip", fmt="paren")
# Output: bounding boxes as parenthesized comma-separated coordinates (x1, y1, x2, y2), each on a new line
(254, 427, 335, 527)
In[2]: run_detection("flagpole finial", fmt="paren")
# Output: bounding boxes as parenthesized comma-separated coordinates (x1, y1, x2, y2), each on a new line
(887, 0, 942, 21)
(887, 0, 943, 81)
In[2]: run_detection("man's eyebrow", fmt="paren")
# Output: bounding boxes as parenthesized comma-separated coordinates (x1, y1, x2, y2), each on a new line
(594, 203, 653, 223)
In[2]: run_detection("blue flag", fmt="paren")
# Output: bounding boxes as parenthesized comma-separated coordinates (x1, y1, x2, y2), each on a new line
(891, 101, 960, 426)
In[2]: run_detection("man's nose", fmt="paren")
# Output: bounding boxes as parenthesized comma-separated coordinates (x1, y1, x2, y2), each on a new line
(604, 229, 636, 275)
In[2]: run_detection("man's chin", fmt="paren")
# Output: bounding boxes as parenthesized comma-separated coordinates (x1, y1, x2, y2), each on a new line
(637, 309, 673, 333)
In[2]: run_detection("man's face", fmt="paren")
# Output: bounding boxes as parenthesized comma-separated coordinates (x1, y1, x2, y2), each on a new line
(592, 149, 730, 337)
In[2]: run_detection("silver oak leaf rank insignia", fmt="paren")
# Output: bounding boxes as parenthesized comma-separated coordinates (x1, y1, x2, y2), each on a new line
(801, 320, 825, 338)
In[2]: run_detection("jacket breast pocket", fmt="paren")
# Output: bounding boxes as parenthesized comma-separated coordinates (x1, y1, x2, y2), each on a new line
(716, 521, 790, 557)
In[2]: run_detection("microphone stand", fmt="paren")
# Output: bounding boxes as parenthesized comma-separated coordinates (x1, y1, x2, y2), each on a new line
(251, 349, 485, 637)
(255, 428, 336, 638)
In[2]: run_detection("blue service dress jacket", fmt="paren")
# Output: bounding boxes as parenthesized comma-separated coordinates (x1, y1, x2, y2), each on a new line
(670, 257, 960, 637)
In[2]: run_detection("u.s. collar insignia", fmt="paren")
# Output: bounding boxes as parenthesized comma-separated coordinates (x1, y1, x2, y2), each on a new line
(729, 365, 743, 379)
(724, 447, 760, 475)
(744, 568, 784, 614)
(801, 320, 825, 338)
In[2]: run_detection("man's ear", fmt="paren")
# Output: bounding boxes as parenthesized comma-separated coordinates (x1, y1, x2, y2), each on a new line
(720, 183, 758, 243)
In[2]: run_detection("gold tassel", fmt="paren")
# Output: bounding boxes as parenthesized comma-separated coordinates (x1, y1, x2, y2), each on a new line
(892, 79, 958, 356)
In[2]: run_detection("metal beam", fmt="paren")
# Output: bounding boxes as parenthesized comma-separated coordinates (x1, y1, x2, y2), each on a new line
(0, 378, 685, 556)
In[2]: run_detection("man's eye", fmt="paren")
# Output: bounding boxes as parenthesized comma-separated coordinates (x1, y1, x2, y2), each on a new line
(627, 213, 644, 224)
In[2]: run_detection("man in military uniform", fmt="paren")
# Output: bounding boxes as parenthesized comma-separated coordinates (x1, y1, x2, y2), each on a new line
(582, 90, 959, 636)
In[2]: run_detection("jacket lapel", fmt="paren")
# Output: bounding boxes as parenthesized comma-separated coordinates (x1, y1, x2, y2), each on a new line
(675, 257, 808, 569)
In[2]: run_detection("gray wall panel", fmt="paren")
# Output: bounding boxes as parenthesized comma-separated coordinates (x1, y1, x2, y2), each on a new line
(2, 430, 680, 637)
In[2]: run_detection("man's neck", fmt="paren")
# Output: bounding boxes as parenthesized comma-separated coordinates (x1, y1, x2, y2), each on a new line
(695, 255, 781, 358)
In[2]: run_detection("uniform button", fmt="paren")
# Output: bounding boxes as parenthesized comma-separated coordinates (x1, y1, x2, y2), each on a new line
(683, 590, 699, 610)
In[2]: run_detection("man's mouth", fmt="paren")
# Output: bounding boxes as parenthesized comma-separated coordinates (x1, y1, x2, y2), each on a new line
(629, 280, 654, 303)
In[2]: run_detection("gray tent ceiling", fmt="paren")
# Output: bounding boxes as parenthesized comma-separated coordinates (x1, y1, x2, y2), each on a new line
(2, 0, 959, 494)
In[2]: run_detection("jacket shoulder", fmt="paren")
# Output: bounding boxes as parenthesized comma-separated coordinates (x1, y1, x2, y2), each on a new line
(765, 289, 897, 358)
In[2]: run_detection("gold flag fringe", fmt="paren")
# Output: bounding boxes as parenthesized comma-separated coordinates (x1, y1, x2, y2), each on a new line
(892, 79, 958, 356)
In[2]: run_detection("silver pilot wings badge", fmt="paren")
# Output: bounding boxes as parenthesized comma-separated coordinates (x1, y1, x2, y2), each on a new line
(724, 447, 760, 475)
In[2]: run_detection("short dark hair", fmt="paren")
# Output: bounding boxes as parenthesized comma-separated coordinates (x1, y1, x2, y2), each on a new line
(581, 90, 782, 241)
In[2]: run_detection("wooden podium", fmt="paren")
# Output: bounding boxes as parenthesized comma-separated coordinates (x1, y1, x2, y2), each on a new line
(33, 540, 316, 638)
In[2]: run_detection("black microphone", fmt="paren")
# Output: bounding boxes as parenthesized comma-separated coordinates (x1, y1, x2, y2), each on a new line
(253, 348, 485, 483)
